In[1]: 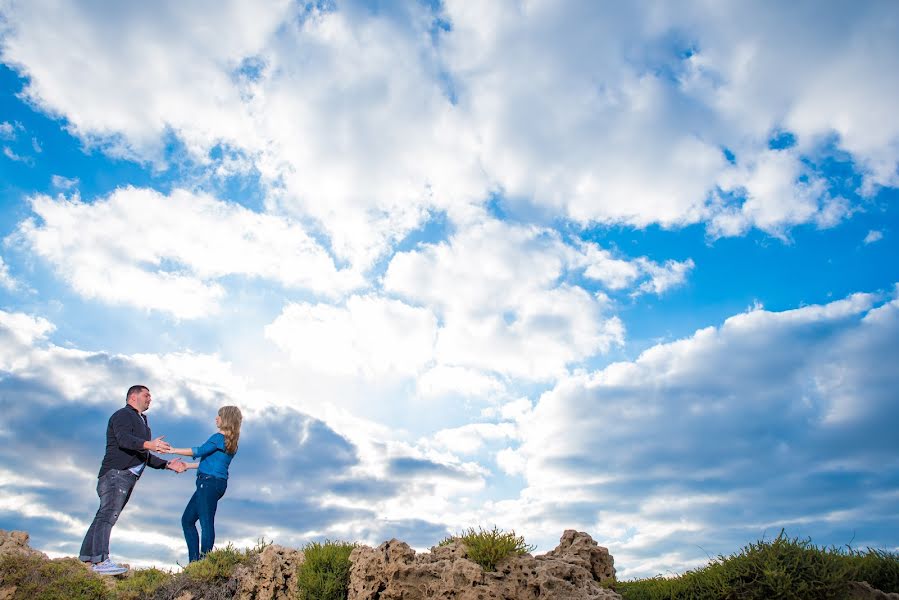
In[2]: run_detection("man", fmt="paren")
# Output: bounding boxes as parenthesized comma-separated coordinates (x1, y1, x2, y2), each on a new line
(79, 385, 186, 575)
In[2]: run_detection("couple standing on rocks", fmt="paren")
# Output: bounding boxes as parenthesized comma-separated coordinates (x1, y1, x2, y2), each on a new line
(78, 385, 243, 576)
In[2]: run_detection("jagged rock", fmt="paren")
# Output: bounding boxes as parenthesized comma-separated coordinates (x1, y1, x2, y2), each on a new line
(0, 530, 47, 559)
(848, 581, 899, 599)
(234, 544, 305, 600)
(347, 531, 621, 600)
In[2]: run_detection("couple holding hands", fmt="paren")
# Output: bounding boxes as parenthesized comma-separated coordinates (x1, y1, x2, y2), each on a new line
(79, 385, 242, 576)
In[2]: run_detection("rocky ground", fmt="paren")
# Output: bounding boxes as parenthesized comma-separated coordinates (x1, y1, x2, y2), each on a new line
(0, 528, 620, 599)
(2, 528, 897, 599)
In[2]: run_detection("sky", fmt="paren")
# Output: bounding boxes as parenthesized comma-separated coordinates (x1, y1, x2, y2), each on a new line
(0, 0, 898, 580)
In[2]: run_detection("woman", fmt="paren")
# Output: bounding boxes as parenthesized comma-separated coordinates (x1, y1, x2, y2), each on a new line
(167, 405, 242, 562)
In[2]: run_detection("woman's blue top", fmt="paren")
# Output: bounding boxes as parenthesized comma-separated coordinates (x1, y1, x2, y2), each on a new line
(192, 432, 234, 480)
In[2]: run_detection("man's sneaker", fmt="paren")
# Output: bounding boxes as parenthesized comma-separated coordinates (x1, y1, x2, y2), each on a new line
(91, 558, 128, 576)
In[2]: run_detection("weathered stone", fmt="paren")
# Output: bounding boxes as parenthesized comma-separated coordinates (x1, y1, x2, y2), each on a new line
(0, 530, 47, 559)
(234, 544, 305, 600)
(347, 531, 621, 600)
(848, 581, 899, 599)
(542, 528, 615, 581)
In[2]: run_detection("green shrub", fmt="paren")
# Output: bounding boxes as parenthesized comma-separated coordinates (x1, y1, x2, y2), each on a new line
(843, 547, 899, 593)
(0, 554, 111, 600)
(443, 525, 536, 572)
(612, 531, 899, 600)
(113, 567, 171, 600)
(180, 543, 255, 582)
(296, 540, 356, 600)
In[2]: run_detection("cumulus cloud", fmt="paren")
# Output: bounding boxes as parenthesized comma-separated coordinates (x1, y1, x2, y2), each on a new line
(0, 256, 18, 290)
(0, 121, 17, 139)
(3, 1, 895, 267)
(0, 309, 483, 565)
(576, 241, 694, 296)
(711, 148, 850, 237)
(0, 0, 290, 162)
(50, 174, 79, 190)
(385, 218, 626, 380)
(12, 188, 361, 318)
(416, 365, 506, 400)
(483, 291, 898, 577)
(264, 295, 438, 377)
(864, 230, 884, 244)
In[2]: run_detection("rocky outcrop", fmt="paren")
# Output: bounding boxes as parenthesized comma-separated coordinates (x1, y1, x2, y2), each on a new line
(234, 544, 305, 600)
(0, 530, 47, 560)
(347, 529, 621, 600)
(848, 581, 899, 599)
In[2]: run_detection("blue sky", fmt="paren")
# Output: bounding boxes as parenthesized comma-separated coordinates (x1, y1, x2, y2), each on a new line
(0, 0, 898, 578)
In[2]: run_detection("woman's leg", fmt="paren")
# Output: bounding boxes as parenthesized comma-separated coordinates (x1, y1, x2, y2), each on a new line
(181, 486, 201, 563)
(197, 476, 227, 558)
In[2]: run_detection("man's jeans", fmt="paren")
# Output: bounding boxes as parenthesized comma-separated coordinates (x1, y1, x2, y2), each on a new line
(79, 469, 138, 563)
(181, 473, 227, 563)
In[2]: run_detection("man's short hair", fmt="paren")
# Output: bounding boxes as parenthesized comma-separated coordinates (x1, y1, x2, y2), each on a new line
(126, 385, 149, 401)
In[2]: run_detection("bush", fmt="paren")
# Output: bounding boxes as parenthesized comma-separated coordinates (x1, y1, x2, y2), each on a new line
(296, 540, 356, 600)
(612, 530, 899, 600)
(180, 543, 254, 582)
(143, 541, 268, 600)
(843, 547, 899, 593)
(0, 554, 111, 600)
(442, 525, 535, 572)
(113, 567, 171, 600)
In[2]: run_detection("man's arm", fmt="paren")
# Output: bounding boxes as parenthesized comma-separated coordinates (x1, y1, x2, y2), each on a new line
(164, 458, 187, 473)
(110, 410, 171, 453)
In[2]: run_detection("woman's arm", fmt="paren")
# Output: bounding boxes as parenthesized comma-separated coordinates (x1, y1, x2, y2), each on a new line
(183, 462, 199, 470)
(167, 447, 194, 457)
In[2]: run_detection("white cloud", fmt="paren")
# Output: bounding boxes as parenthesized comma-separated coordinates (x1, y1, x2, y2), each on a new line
(428, 422, 516, 456)
(487, 291, 896, 576)
(711, 149, 850, 237)
(264, 294, 438, 377)
(3, 146, 29, 162)
(416, 365, 506, 400)
(0, 256, 17, 290)
(0, 309, 54, 370)
(50, 174, 78, 190)
(13, 188, 361, 318)
(0, 0, 290, 163)
(575, 241, 694, 296)
(385, 218, 625, 380)
(864, 230, 884, 244)
(3, 1, 893, 270)
(0, 121, 16, 139)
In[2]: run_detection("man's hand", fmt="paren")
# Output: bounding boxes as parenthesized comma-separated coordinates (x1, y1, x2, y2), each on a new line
(166, 458, 187, 473)
(144, 436, 172, 454)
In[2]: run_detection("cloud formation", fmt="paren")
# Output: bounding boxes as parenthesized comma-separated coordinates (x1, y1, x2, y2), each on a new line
(485, 292, 899, 576)
(3, 0, 896, 266)
(12, 188, 360, 318)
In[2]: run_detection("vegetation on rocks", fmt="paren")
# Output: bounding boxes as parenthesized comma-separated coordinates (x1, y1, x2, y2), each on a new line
(440, 525, 536, 571)
(0, 553, 109, 600)
(3, 528, 899, 599)
(296, 539, 356, 600)
(605, 530, 899, 600)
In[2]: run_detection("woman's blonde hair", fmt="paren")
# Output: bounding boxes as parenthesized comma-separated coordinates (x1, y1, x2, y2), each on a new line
(218, 406, 242, 454)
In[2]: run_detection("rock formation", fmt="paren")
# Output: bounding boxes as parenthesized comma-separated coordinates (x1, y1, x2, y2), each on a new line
(233, 543, 305, 600)
(347, 529, 621, 600)
(0, 530, 46, 560)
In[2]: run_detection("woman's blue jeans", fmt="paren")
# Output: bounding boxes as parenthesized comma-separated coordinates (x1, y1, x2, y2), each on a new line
(181, 473, 227, 562)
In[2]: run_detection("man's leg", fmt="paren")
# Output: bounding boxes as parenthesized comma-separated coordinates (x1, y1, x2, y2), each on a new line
(181, 486, 201, 563)
(79, 470, 137, 563)
(197, 476, 227, 558)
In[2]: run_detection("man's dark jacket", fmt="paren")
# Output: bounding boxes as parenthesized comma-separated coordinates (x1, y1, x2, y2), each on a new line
(98, 404, 169, 477)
